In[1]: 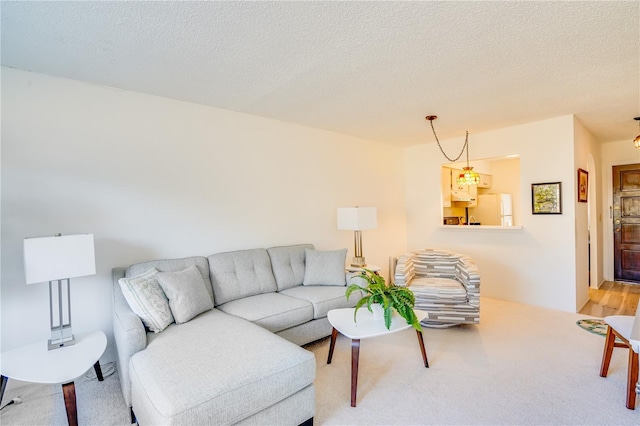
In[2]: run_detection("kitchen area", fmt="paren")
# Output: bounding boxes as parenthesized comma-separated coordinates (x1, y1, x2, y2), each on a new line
(442, 156, 520, 227)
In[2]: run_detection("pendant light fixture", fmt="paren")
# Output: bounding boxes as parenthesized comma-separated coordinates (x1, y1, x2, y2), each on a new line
(425, 115, 480, 185)
(634, 117, 640, 149)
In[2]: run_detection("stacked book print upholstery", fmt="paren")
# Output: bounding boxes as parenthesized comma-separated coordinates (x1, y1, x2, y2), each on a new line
(393, 249, 480, 328)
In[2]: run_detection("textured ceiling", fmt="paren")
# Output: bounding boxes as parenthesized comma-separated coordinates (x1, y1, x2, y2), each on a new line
(2, 1, 639, 147)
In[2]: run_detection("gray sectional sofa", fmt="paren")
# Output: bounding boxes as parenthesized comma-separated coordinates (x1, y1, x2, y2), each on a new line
(112, 244, 358, 425)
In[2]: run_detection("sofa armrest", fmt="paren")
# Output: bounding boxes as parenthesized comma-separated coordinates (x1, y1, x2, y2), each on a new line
(388, 257, 397, 285)
(390, 255, 415, 287)
(112, 267, 147, 407)
(455, 255, 481, 307)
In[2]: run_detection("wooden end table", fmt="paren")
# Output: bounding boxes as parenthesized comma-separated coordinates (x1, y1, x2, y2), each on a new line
(327, 308, 429, 407)
(0, 331, 107, 426)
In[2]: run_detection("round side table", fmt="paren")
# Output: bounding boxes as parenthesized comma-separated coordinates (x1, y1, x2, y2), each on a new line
(0, 331, 107, 426)
(345, 264, 381, 274)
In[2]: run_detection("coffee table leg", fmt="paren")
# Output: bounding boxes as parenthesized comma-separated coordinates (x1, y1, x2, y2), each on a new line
(327, 327, 338, 364)
(351, 339, 360, 407)
(416, 330, 429, 368)
(93, 361, 104, 382)
(62, 382, 78, 426)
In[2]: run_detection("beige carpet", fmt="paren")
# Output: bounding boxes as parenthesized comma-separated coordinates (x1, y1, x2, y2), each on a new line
(310, 297, 639, 425)
(1, 297, 638, 425)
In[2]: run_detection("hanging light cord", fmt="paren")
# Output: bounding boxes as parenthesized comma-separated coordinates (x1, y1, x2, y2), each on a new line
(428, 118, 469, 163)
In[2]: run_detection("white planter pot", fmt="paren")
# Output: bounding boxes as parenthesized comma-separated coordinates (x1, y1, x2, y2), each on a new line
(371, 304, 385, 320)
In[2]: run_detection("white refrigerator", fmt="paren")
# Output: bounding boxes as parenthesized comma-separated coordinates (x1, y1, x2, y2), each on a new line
(472, 194, 513, 226)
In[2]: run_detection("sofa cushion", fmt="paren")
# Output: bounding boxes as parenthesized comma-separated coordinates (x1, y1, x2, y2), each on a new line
(157, 265, 214, 324)
(131, 309, 315, 425)
(302, 248, 347, 286)
(216, 293, 313, 333)
(267, 244, 314, 291)
(118, 268, 174, 333)
(410, 277, 468, 304)
(208, 249, 277, 305)
(280, 285, 357, 319)
(413, 250, 459, 278)
(125, 257, 214, 304)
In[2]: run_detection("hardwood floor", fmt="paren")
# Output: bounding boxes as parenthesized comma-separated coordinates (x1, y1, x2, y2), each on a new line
(579, 281, 640, 317)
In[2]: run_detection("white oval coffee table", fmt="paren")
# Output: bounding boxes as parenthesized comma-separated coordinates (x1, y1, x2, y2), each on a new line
(327, 308, 429, 407)
(0, 331, 107, 426)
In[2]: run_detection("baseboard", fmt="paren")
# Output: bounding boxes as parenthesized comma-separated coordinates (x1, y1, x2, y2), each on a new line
(577, 297, 590, 313)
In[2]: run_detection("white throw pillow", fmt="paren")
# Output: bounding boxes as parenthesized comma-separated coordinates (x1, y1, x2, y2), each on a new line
(156, 265, 214, 324)
(303, 248, 347, 286)
(119, 268, 174, 333)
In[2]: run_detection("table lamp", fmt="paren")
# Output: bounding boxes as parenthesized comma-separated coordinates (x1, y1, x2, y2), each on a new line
(337, 207, 377, 267)
(23, 233, 96, 350)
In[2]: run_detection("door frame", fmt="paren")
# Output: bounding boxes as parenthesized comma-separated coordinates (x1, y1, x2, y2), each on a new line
(588, 155, 599, 289)
(603, 159, 640, 283)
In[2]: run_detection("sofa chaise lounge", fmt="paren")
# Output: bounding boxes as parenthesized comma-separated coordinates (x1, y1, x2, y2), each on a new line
(112, 244, 358, 425)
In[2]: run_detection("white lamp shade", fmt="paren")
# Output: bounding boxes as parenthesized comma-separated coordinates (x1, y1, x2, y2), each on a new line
(337, 207, 377, 230)
(24, 234, 96, 284)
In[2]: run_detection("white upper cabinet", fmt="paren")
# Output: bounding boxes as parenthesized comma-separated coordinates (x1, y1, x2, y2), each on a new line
(477, 173, 492, 188)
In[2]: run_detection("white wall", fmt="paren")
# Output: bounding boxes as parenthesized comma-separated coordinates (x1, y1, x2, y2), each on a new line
(405, 116, 580, 312)
(572, 117, 601, 309)
(587, 153, 601, 289)
(601, 139, 640, 281)
(1, 68, 407, 358)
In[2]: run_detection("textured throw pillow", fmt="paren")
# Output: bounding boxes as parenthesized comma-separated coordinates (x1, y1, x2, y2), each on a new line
(156, 265, 214, 324)
(303, 248, 347, 286)
(119, 268, 174, 333)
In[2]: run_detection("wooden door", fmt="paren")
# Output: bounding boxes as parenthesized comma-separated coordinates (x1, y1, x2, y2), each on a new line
(613, 164, 640, 282)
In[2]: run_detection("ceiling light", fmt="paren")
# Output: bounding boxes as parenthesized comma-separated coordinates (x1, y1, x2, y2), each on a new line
(425, 115, 480, 185)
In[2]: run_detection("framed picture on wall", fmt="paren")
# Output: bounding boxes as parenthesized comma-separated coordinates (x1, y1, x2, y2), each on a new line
(531, 182, 562, 214)
(577, 168, 588, 203)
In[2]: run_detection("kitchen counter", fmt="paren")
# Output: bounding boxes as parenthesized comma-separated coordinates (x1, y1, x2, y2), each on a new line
(440, 225, 523, 231)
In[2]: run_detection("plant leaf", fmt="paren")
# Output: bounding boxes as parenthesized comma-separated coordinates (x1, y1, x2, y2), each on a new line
(346, 283, 367, 300)
(384, 306, 393, 329)
(353, 296, 370, 322)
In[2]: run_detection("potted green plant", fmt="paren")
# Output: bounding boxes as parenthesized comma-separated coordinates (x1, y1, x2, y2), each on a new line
(345, 269, 422, 331)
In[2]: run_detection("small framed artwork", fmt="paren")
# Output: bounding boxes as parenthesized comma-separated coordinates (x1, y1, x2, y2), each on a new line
(577, 168, 588, 203)
(532, 182, 562, 214)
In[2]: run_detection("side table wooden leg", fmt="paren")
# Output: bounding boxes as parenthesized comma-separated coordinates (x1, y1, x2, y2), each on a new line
(94, 361, 104, 382)
(626, 349, 638, 409)
(62, 382, 78, 426)
(0, 375, 8, 406)
(416, 330, 429, 368)
(351, 339, 360, 407)
(327, 327, 338, 364)
(600, 326, 616, 377)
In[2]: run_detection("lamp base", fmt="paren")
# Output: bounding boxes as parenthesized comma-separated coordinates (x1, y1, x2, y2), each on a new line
(48, 335, 76, 350)
(48, 322, 75, 350)
(350, 256, 367, 268)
